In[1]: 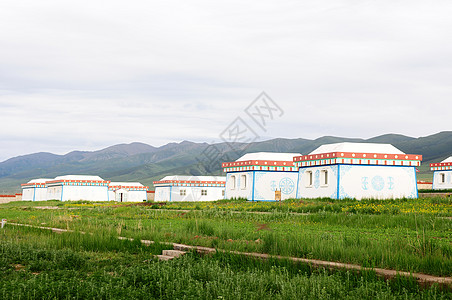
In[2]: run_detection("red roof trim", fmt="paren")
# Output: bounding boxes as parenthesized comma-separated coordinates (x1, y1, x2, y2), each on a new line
(294, 152, 422, 162)
(430, 162, 452, 167)
(153, 180, 225, 185)
(109, 185, 149, 190)
(45, 179, 111, 184)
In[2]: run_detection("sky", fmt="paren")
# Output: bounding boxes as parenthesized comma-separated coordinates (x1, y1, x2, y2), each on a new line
(1, 0, 451, 162)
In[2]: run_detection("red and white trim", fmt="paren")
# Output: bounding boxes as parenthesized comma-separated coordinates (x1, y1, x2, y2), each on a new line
(294, 152, 422, 168)
(430, 162, 452, 171)
(46, 179, 111, 187)
(21, 183, 47, 188)
(222, 160, 297, 172)
(109, 185, 149, 191)
(294, 152, 422, 162)
(153, 180, 225, 187)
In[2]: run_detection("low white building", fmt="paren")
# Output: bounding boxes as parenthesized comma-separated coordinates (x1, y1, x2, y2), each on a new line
(222, 152, 301, 201)
(21, 178, 53, 201)
(108, 182, 148, 202)
(21, 175, 149, 202)
(46, 175, 111, 201)
(294, 143, 422, 200)
(430, 157, 452, 190)
(153, 175, 225, 202)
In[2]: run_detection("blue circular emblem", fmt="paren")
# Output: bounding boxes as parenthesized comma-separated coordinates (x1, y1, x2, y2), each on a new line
(279, 177, 295, 195)
(371, 176, 385, 191)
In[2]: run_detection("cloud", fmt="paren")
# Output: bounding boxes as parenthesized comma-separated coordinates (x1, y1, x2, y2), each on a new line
(0, 0, 451, 161)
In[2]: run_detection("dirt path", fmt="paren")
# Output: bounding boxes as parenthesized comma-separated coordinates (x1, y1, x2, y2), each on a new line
(6, 222, 451, 288)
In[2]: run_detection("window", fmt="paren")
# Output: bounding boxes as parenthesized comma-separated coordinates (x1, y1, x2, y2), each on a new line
(201, 189, 207, 196)
(222, 190, 225, 197)
(230, 175, 236, 190)
(321, 170, 328, 186)
(306, 171, 313, 187)
(240, 174, 247, 190)
(180, 189, 186, 196)
(440, 173, 446, 184)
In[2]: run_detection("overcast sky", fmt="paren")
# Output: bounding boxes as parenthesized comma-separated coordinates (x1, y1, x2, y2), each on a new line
(1, 0, 451, 162)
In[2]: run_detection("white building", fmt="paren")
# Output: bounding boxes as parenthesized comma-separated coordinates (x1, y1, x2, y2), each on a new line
(153, 175, 225, 202)
(108, 182, 148, 202)
(21, 178, 53, 201)
(222, 152, 301, 201)
(46, 175, 111, 201)
(294, 143, 422, 200)
(431, 157, 452, 190)
(21, 175, 149, 202)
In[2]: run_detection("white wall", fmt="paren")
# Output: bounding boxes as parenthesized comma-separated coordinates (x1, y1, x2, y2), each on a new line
(297, 164, 418, 200)
(46, 186, 63, 200)
(155, 185, 224, 202)
(225, 171, 298, 201)
(155, 186, 171, 201)
(432, 170, 452, 190)
(124, 190, 147, 202)
(297, 165, 339, 199)
(58, 185, 109, 201)
(225, 171, 254, 200)
(22, 188, 35, 201)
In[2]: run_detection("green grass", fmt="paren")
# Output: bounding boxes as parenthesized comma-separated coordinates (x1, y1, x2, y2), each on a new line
(0, 226, 449, 299)
(1, 198, 451, 298)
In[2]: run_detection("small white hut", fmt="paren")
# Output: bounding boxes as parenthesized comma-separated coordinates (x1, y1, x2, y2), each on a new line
(21, 178, 52, 201)
(45, 175, 110, 201)
(430, 157, 452, 190)
(222, 152, 301, 201)
(294, 143, 422, 200)
(153, 175, 225, 202)
(108, 182, 148, 202)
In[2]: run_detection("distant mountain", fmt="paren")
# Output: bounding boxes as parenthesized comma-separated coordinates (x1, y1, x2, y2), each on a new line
(0, 132, 450, 193)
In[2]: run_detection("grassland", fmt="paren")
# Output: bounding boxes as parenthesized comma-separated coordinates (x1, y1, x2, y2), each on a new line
(1, 197, 451, 299)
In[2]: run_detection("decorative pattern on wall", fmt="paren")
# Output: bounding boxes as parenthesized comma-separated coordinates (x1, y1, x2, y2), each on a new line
(371, 176, 385, 191)
(279, 177, 295, 194)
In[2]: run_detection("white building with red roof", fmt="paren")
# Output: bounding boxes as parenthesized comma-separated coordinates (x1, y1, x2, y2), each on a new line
(430, 156, 452, 190)
(108, 182, 148, 202)
(45, 175, 111, 201)
(21, 178, 53, 201)
(21, 175, 149, 202)
(294, 143, 422, 200)
(222, 152, 301, 201)
(153, 175, 225, 202)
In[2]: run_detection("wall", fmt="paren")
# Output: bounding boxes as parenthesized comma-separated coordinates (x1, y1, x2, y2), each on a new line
(124, 190, 147, 202)
(432, 170, 452, 190)
(22, 188, 35, 201)
(417, 181, 433, 190)
(155, 186, 171, 202)
(48, 185, 109, 201)
(225, 171, 254, 200)
(297, 165, 339, 199)
(46, 186, 63, 200)
(225, 171, 298, 201)
(147, 191, 155, 201)
(298, 164, 417, 200)
(155, 185, 224, 202)
(253, 171, 298, 201)
(0, 195, 17, 204)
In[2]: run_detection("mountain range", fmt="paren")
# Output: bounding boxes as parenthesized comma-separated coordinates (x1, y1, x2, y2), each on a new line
(1, 131, 451, 193)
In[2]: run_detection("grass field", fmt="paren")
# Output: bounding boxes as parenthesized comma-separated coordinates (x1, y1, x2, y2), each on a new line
(1, 197, 451, 299)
